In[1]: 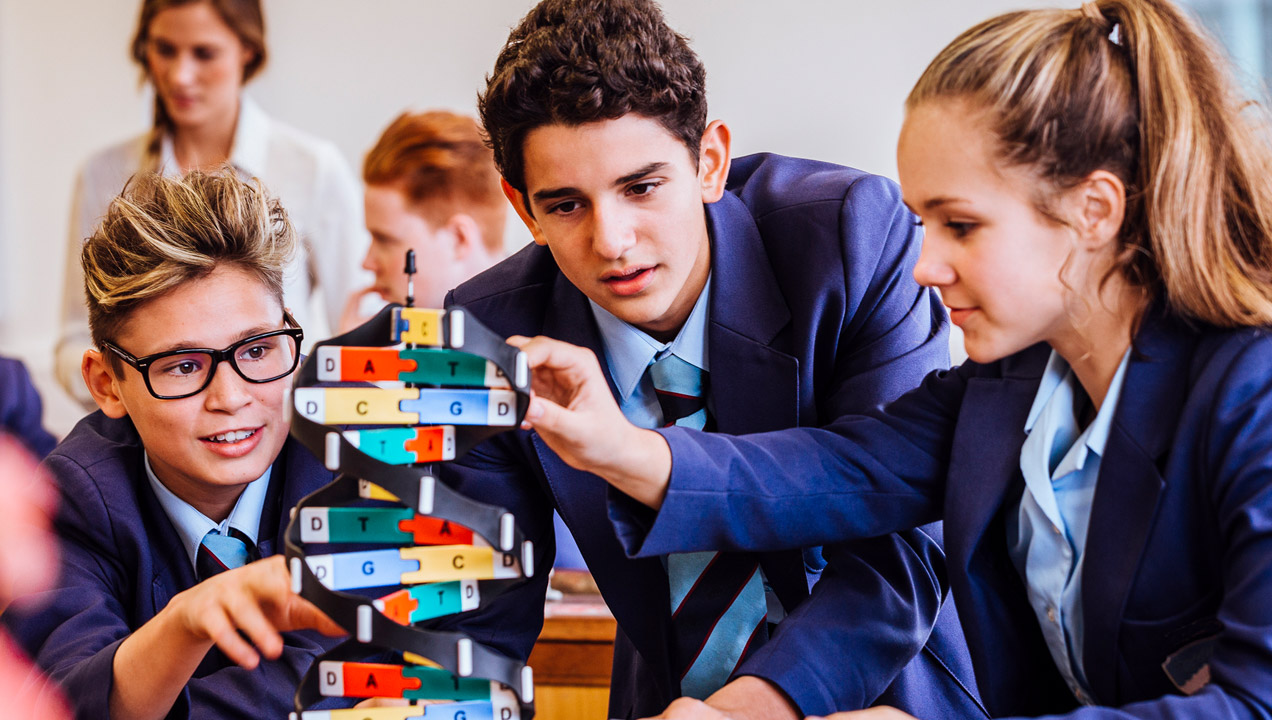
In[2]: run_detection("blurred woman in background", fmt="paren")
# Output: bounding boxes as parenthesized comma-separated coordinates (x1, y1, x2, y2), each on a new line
(55, 0, 366, 405)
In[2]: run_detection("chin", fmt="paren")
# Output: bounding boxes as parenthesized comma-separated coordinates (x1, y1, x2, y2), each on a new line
(961, 336, 1004, 365)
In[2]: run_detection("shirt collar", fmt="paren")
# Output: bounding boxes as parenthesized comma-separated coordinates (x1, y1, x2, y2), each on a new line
(589, 274, 712, 401)
(1024, 348, 1132, 474)
(156, 95, 268, 179)
(144, 451, 272, 569)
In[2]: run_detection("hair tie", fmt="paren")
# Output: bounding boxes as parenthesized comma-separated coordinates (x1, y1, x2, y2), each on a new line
(1080, 2, 1122, 46)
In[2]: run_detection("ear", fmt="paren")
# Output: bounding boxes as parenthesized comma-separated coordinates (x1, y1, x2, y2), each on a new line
(1070, 169, 1126, 251)
(698, 120, 732, 204)
(443, 213, 483, 262)
(501, 178, 549, 247)
(82, 349, 129, 419)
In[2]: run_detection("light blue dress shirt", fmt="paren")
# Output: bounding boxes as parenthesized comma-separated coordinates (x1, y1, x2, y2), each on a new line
(588, 276, 713, 425)
(588, 277, 785, 625)
(144, 452, 273, 570)
(1008, 348, 1131, 705)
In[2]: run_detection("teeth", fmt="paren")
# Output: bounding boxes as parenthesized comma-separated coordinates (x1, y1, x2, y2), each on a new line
(208, 429, 255, 443)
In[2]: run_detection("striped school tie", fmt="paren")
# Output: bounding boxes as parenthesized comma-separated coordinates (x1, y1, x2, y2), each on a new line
(648, 353, 768, 699)
(196, 527, 258, 581)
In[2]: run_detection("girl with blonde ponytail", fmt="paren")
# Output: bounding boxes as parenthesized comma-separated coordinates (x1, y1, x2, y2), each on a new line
(499, 1, 1272, 717)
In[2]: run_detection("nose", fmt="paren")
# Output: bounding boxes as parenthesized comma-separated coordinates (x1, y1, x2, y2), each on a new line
(203, 359, 252, 413)
(361, 247, 377, 273)
(170, 53, 198, 87)
(589, 203, 636, 261)
(912, 235, 957, 289)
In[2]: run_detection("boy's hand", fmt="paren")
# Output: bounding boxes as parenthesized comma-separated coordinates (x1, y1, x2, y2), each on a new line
(165, 555, 344, 669)
(507, 335, 671, 509)
(640, 676, 801, 720)
(111, 555, 346, 720)
(644, 697, 733, 719)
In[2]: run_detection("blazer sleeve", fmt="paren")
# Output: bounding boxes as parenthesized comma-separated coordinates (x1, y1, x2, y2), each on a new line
(825, 172, 951, 411)
(0, 358, 57, 459)
(737, 527, 953, 715)
(5, 451, 342, 720)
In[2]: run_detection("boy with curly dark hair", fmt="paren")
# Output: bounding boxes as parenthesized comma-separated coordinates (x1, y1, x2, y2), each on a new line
(440, 1, 985, 718)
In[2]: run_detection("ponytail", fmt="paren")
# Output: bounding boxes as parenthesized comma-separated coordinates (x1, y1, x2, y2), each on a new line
(909, 0, 1272, 327)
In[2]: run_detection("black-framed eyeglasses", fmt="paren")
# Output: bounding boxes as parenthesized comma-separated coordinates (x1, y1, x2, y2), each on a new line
(103, 312, 305, 400)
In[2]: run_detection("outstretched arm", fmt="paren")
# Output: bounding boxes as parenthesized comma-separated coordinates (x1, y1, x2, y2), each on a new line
(109, 556, 343, 720)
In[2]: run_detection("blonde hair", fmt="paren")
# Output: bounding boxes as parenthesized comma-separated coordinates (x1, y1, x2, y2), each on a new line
(82, 169, 295, 355)
(363, 110, 507, 253)
(908, 0, 1272, 327)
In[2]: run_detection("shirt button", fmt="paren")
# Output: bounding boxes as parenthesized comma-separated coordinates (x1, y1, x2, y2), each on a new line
(1047, 607, 1057, 623)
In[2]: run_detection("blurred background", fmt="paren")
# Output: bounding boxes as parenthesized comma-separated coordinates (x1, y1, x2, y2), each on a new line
(0, 0, 1261, 437)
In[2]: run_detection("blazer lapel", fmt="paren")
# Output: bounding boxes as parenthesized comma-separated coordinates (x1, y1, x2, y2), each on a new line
(702, 194, 810, 609)
(945, 346, 1077, 714)
(704, 193, 797, 436)
(1081, 315, 1187, 704)
(944, 349, 1045, 569)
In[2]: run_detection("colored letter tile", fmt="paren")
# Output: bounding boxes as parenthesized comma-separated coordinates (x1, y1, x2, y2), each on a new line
(401, 666, 490, 702)
(397, 389, 517, 427)
(344, 428, 418, 465)
(403, 426, 457, 463)
(399, 546, 492, 584)
(394, 308, 445, 346)
(400, 349, 504, 387)
(398, 515, 474, 546)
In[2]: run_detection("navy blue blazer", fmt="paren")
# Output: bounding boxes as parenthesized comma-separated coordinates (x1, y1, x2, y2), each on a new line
(441, 154, 984, 718)
(625, 309, 1272, 717)
(1, 412, 342, 719)
(0, 356, 58, 459)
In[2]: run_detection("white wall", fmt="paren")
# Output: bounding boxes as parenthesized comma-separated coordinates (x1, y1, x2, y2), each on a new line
(0, 0, 1053, 435)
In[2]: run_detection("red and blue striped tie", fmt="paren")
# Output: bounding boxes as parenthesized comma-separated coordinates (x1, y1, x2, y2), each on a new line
(196, 527, 257, 581)
(649, 353, 768, 699)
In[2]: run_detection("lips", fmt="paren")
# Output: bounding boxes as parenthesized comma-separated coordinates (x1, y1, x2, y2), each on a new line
(166, 93, 199, 111)
(200, 426, 264, 458)
(601, 265, 655, 297)
(206, 429, 256, 444)
(947, 307, 978, 327)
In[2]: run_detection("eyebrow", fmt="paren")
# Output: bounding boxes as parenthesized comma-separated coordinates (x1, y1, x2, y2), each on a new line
(920, 197, 964, 211)
(147, 322, 281, 356)
(530, 162, 670, 205)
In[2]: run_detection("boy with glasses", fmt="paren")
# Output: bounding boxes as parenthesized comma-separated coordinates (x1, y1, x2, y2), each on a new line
(3, 171, 344, 720)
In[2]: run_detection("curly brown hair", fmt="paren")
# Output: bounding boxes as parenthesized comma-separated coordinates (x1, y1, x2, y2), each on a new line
(478, 0, 708, 196)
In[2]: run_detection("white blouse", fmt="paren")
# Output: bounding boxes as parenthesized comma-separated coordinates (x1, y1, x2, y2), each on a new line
(55, 96, 368, 403)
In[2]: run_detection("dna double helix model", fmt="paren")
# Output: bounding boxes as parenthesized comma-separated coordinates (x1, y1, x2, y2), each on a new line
(284, 299, 536, 720)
